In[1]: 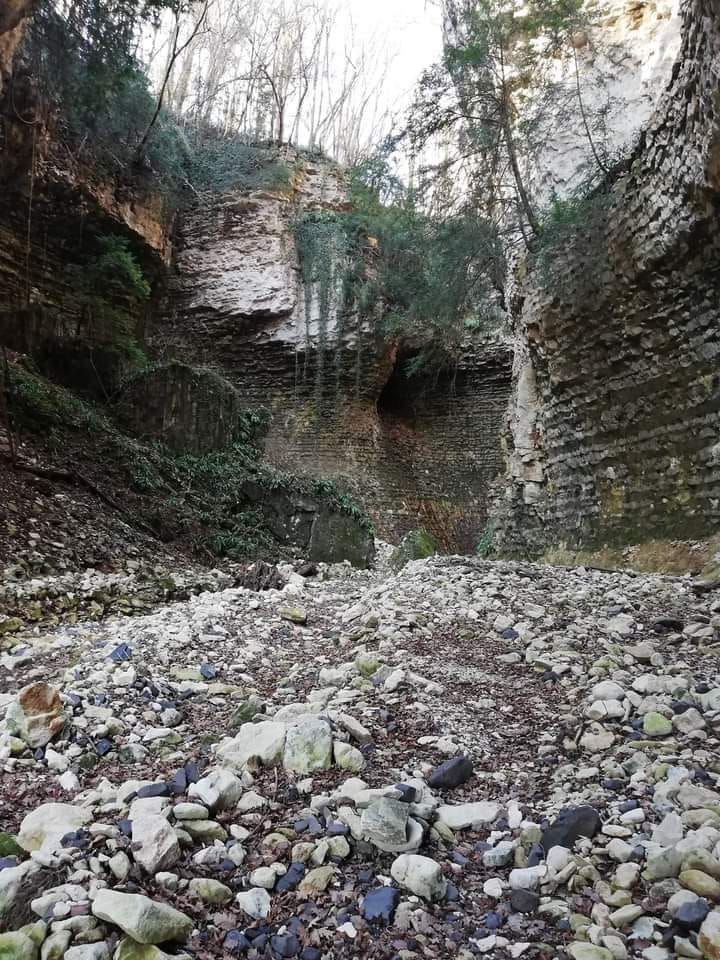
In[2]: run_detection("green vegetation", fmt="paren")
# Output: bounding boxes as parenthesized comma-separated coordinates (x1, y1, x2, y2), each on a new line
(66, 234, 151, 373)
(6, 361, 371, 560)
(389, 527, 439, 572)
(188, 136, 292, 193)
(294, 148, 506, 384)
(534, 185, 613, 294)
(27, 0, 189, 195)
(26, 1, 295, 205)
(476, 523, 496, 558)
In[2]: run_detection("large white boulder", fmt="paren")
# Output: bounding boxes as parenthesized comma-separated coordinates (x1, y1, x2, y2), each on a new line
(390, 854, 447, 901)
(18, 803, 92, 855)
(436, 802, 501, 831)
(132, 816, 181, 874)
(215, 721, 286, 770)
(283, 718, 333, 774)
(92, 889, 192, 944)
(188, 768, 242, 810)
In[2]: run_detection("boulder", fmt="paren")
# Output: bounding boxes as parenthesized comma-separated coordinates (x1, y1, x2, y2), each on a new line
(390, 854, 447, 901)
(187, 768, 242, 810)
(699, 909, 720, 960)
(188, 879, 232, 905)
(541, 805, 601, 851)
(17, 804, 92, 855)
(92, 890, 192, 944)
(333, 740, 365, 772)
(64, 946, 110, 960)
(215, 720, 286, 770)
(5, 683, 65, 748)
(308, 511, 375, 569)
(131, 816, 180, 874)
(0, 931, 37, 960)
(0, 861, 51, 929)
(428, 756, 473, 790)
(361, 798, 410, 848)
(114, 940, 191, 960)
(235, 888, 271, 920)
(283, 718, 332, 774)
(436, 802, 500, 830)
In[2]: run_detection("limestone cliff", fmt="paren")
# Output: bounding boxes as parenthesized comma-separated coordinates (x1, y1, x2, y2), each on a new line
(160, 157, 511, 551)
(0, 0, 34, 95)
(494, 0, 720, 569)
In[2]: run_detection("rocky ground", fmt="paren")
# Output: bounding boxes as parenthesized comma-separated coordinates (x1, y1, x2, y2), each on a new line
(1, 551, 720, 960)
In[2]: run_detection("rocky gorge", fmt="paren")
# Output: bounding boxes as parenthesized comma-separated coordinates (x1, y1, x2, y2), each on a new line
(1, 0, 720, 958)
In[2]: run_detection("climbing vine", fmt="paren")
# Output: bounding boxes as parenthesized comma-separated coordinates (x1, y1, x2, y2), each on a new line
(293, 150, 508, 404)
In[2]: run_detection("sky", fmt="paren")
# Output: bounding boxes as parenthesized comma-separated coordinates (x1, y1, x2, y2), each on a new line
(339, 0, 443, 111)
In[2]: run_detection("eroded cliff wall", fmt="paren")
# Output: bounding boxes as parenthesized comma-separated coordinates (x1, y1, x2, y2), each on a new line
(162, 159, 512, 550)
(495, 0, 720, 567)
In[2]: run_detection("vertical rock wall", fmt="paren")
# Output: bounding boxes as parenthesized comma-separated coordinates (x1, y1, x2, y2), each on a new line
(495, 0, 720, 563)
(163, 157, 512, 550)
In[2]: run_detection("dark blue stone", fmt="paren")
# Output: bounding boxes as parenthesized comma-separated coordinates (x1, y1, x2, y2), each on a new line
(602, 779, 625, 791)
(200, 663, 217, 680)
(294, 819, 309, 833)
(110, 643, 132, 663)
(117, 819, 132, 836)
(541, 805, 601, 851)
(60, 830, 90, 849)
(306, 816, 323, 836)
(66, 693, 82, 707)
(501, 627, 519, 640)
(451, 851, 469, 866)
(527, 842, 544, 866)
(362, 887, 400, 923)
(393, 783, 420, 802)
(618, 800, 638, 812)
(326, 820, 348, 836)
(168, 769, 187, 795)
(0, 857, 18, 870)
(672, 701, 692, 714)
(445, 882, 460, 902)
(693, 768, 713, 784)
(136, 782, 171, 798)
(271, 934, 300, 958)
(484, 912, 503, 930)
(299, 950, 321, 960)
(184, 760, 201, 783)
(510, 889, 539, 914)
(95, 738, 113, 756)
(223, 930, 250, 953)
(675, 898, 709, 929)
(276, 863, 305, 893)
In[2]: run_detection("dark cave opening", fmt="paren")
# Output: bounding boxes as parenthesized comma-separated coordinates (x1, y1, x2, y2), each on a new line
(376, 351, 419, 421)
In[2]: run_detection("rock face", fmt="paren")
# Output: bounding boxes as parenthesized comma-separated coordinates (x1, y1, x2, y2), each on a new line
(494, 0, 720, 564)
(0, 0, 36, 95)
(115, 362, 251, 455)
(162, 158, 512, 553)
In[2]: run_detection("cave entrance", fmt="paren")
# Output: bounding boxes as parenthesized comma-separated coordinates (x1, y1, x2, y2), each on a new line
(376, 352, 419, 421)
(377, 350, 462, 421)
